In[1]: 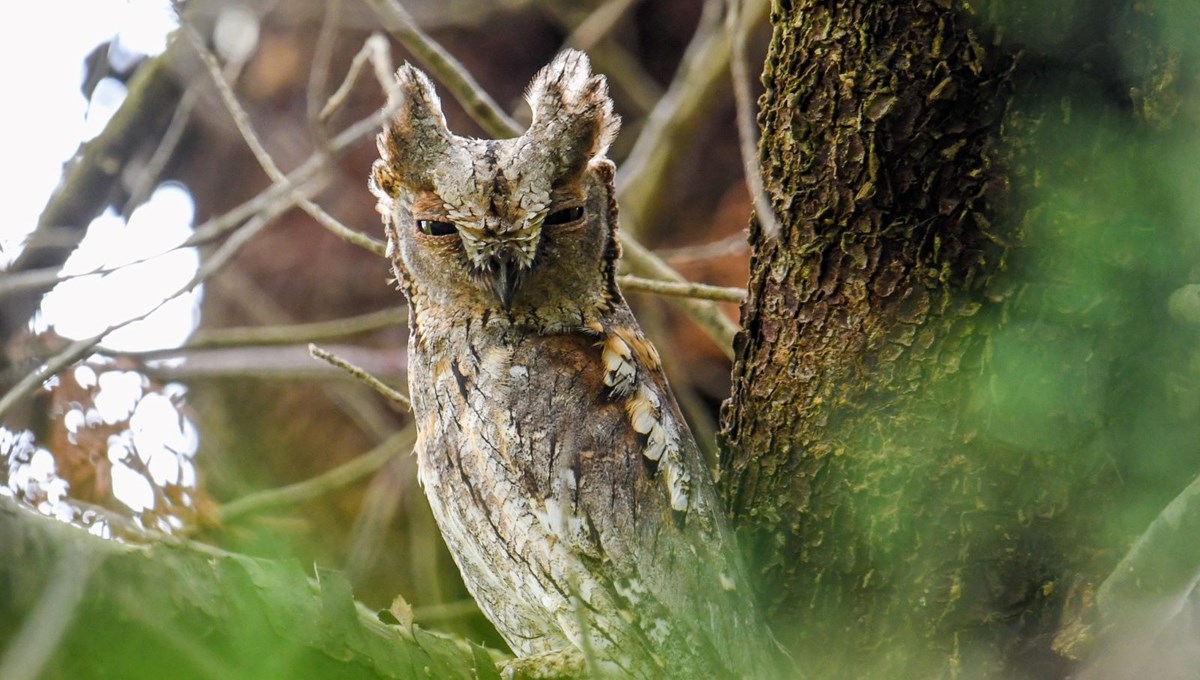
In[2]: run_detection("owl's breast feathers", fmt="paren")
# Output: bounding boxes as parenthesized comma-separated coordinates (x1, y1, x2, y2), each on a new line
(407, 310, 767, 676)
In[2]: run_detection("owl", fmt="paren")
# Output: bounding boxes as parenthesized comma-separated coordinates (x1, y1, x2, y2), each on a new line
(371, 50, 777, 678)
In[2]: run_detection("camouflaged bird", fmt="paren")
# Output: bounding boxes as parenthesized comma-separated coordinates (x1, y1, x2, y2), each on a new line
(370, 50, 776, 678)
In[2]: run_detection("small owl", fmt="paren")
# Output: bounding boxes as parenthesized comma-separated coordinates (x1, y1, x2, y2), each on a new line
(371, 50, 775, 677)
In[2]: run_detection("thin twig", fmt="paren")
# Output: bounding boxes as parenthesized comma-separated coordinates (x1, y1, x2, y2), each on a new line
(206, 267, 403, 444)
(368, 0, 521, 138)
(304, 202, 386, 255)
(0, 202, 284, 421)
(138, 346, 399, 383)
(653, 232, 749, 263)
(620, 234, 740, 358)
(130, 308, 407, 357)
(306, 0, 342, 148)
(0, 111, 385, 301)
(179, 20, 319, 215)
(617, 275, 745, 303)
(0, 249, 176, 299)
(565, 0, 639, 53)
(185, 113, 384, 247)
(216, 427, 416, 525)
(180, 15, 390, 258)
(319, 33, 397, 122)
(309, 343, 411, 408)
(616, 0, 736, 236)
(123, 81, 200, 214)
(536, 0, 661, 113)
(727, 0, 780, 238)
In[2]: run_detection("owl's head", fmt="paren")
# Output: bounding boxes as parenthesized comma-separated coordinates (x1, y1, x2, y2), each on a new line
(371, 50, 622, 322)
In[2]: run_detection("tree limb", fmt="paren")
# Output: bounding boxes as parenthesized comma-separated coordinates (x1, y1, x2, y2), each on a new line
(0, 496, 493, 679)
(617, 274, 745, 303)
(1096, 470, 1200, 615)
(216, 427, 416, 525)
(1, 40, 187, 350)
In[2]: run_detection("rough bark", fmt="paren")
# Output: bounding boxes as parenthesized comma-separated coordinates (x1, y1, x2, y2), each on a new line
(0, 497, 492, 680)
(721, 0, 1199, 677)
(724, 0, 1041, 674)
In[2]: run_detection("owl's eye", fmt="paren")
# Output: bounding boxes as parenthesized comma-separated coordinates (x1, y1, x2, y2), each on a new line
(416, 219, 456, 236)
(543, 206, 584, 226)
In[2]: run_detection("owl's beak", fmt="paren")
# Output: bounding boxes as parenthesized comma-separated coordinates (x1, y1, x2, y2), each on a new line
(490, 256, 521, 310)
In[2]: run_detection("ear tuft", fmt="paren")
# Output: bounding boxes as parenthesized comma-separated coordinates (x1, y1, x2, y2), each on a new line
(524, 49, 621, 171)
(375, 63, 454, 190)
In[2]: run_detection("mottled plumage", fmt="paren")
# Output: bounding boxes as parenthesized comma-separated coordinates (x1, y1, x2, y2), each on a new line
(371, 50, 774, 677)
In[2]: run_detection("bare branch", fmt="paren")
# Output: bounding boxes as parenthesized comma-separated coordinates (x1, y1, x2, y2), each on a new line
(368, 0, 521, 138)
(303, 203, 387, 256)
(536, 0, 661, 113)
(653, 232, 749, 263)
(309, 343, 411, 408)
(180, 17, 390, 258)
(204, 268, 403, 445)
(727, 0, 780, 238)
(216, 427, 416, 526)
(306, 0, 342, 144)
(1, 41, 187, 345)
(620, 235, 740, 358)
(616, 0, 769, 239)
(186, 112, 385, 247)
(0, 109, 384, 301)
(0, 202, 284, 421)
(617, 275, 746, 303)
(564, 0, 639, 52)
(319, 33, 398, 122)
(134, 308, 407, 356)
(181, 19, 285, 180)
(134, 346, 398, 385)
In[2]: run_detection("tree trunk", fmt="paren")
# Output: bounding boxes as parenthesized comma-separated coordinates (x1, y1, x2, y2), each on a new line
(722, 1, 1199, 677)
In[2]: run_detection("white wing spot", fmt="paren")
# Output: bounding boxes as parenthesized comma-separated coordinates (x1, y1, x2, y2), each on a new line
(644, 422, 669, 462)
(601, 333, 637, 397)
(660, 448, 690, 512)
(627, 385, 658, 435)
(623, 384, 688, 510)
